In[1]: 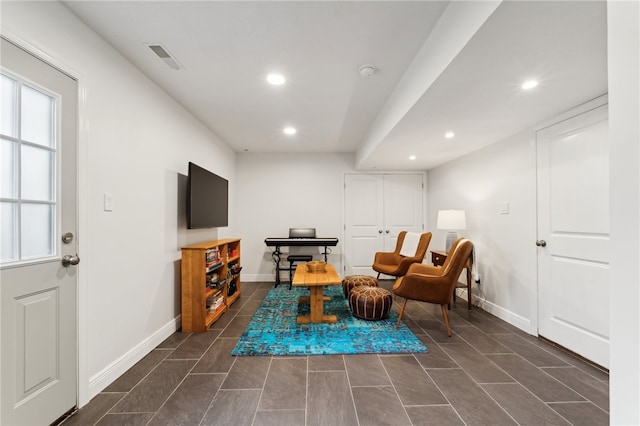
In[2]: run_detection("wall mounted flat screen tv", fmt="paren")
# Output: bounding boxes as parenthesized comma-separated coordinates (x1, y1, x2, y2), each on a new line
(187, 162, 228, 229)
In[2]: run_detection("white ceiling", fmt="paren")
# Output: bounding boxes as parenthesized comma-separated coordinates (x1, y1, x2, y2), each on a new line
(62, 0, 607, 171)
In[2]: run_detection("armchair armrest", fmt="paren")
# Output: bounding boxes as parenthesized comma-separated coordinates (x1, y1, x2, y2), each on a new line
(406, 263, 443, 276)
(392, 273, 453, 304)
(374, 251, 400, 264)
(395, 256, 425, 276)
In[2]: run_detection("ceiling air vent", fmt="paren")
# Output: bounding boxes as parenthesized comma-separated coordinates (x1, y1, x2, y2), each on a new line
(147, 44, 181, 70)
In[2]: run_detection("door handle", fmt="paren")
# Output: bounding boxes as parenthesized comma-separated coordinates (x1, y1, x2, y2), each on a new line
(385, 230, 390, 234)
(62, 254, 80, 267)
(378, 230, 383, 234)
(536, 240, 547, 247)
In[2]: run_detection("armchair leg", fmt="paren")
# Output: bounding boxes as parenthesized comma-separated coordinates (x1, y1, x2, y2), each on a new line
(396, 299, 408, 329)
(440, 305, 452, 337)
(376, 272, 381, 279)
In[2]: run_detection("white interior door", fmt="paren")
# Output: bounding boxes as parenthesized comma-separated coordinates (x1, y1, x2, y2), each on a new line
(344, 174, 384, 276)
(1, 37, 79, 425)
(383, 174, 424, 249)
(537, 103, 609, 368)
(344, 174, 424, 277)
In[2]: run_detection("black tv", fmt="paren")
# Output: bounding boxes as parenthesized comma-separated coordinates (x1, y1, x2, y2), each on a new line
(187, 162, 228, 229)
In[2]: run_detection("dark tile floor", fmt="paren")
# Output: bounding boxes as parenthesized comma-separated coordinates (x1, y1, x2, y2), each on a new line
(62, 281, 609, 426)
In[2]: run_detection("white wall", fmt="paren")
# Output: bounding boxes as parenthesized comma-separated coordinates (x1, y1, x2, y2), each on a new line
(5, 0, 638, 420)
(235, 152, 355, 281)
(427, 130, 537, 332)
(2, 1, 236, 402)
(427, 4, 640, 413)
(608, 0, 640, 423)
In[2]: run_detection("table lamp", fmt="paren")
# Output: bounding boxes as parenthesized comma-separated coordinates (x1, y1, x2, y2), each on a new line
(436, 210, 466, 253)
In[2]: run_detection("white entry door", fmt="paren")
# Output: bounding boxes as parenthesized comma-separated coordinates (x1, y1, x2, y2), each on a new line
(1, 38, 79, 425)
(536, 102, 609, 368)
(344, 174, 424, 276)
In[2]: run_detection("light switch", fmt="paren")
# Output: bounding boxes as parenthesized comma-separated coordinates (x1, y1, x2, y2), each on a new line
(104, 193, 113, 211)
(499, 202, 509, 214)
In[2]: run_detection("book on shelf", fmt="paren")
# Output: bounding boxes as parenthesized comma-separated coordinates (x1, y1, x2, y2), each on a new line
(206, 288, 222, 298)
(205, 248, 222, 272)
(210, 280, 225, 290)
(206, 247, 220, 261)
(205, 272, 226, 290)
(206, 291, 223, 303)
(207, 302, 226, 315)
(207, 303, 225, 313)
(205, 262, 223, 273)
(206, 290, 225, 314)
(207, 300, 224, 311)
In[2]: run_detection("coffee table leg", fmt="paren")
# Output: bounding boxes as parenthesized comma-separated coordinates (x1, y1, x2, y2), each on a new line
(297, 286, 337, 324)
(309, 286, 322, 323)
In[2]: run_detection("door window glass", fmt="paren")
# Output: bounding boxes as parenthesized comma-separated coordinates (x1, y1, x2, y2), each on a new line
(21, 85, 54, 147)
(1, 138, 17, 198)
(21, 204, 54, 259)
(0, 202, 17, 262)
(21, 144, 54, 201)
(0, 73, 57, 265)
(1, 74, 17, 137)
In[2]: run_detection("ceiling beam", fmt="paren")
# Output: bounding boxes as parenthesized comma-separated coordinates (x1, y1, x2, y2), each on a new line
(355, 0, 502, 169)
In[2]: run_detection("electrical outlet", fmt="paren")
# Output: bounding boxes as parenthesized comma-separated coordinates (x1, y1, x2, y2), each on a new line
(475, 274, 482, 285)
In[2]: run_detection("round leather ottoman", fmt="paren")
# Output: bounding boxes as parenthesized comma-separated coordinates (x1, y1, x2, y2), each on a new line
(341, 275, 379, 298)
(348, 286, 392, 321)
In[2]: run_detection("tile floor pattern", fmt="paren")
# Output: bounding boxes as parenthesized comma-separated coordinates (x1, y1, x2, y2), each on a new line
(62, 281, 609, 426)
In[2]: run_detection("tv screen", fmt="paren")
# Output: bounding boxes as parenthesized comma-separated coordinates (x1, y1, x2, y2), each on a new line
(187, 162, 228, 229)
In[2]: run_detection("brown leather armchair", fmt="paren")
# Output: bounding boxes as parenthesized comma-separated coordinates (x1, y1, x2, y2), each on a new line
(392, 238, 473, 336)
(372, 231, 432, 279)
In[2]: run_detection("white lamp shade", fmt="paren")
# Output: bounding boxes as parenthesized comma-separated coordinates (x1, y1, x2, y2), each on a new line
(436, 210, 467, 230)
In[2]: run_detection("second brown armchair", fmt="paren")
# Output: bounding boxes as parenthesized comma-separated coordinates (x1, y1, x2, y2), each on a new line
(372, 231, 432, 279)
(392, 238, 474, 336)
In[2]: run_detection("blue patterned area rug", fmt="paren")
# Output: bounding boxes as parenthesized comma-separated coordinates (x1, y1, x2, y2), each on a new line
(231, 285, 427, 356)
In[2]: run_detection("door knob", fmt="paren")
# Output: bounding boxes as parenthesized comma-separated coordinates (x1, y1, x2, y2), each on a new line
(536, 240, 547, 247)
(385, 230, 390, 234)
(62, 254, 80, 267)
(378, 230, 383, 234)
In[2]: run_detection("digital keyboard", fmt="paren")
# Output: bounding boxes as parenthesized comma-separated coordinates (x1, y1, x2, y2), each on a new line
(264, 237, 339, 248)
(264, 237, 339, 286)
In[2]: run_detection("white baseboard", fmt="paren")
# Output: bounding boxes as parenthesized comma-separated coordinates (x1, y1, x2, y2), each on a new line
(86, 315, 181, 402)
(243, 273, 277, 282)
(456, 291, 532, 335)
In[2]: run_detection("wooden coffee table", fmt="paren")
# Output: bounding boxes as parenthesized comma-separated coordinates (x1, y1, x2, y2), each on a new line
(292, 263, 341, 324)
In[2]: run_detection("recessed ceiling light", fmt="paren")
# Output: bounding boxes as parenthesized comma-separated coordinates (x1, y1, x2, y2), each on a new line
(445, 132, 455, 139)
(409, 155, 416, 160)
(267, 74, 286, 85)
(283, 127, 296, 135)
(521, 80, 538, 90)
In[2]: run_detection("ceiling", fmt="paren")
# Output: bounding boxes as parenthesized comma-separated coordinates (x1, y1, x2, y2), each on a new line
(62, 1, 607, 171)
